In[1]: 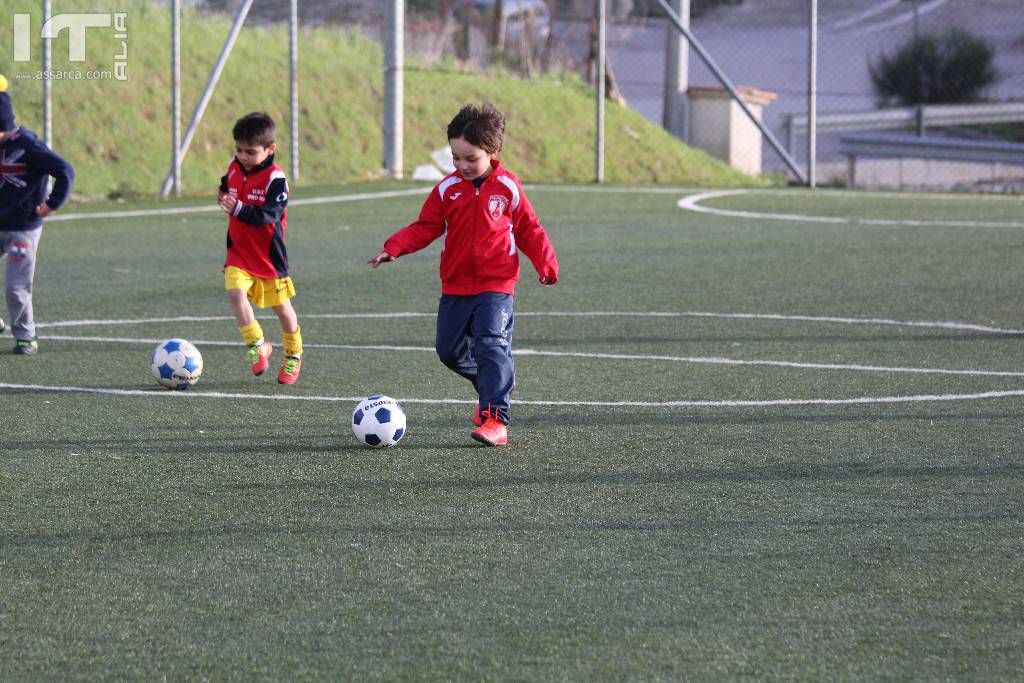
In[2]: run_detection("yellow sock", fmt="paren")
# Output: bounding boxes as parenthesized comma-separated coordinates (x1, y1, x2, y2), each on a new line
(240, 320, 264, 347)
(282, 326, 303, 358)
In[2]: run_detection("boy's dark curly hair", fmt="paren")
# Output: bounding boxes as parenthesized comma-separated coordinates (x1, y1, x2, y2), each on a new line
(447, 103, 505, 154)
(232, 112, 276, 148)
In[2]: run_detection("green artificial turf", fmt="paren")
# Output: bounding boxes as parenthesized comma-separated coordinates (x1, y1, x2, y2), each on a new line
(1, 184, 1023, 680)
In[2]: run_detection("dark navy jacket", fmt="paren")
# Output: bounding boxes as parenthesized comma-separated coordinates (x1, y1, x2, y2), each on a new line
(0, 127, 75, 232)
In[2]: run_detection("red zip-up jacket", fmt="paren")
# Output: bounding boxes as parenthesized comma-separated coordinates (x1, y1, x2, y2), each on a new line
(384, 160, 558, 296)
(220, 154, 290, 279)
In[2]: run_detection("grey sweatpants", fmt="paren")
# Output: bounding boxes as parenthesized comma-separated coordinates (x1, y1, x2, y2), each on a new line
(1, 229, 41, 341)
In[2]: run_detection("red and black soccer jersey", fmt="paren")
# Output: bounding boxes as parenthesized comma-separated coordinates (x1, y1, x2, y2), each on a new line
(220, 154, 290, 279)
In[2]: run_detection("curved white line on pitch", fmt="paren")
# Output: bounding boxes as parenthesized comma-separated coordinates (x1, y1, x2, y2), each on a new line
(3, 382, 1023, 409)
(47, 183, 1021, 225)
(35, 311, 1024, 335)
(521, 311, 1023, 335)
(678, 189, 1024, 229)
(35, 334, 1024, 378)
(513, 348, 1024, 378)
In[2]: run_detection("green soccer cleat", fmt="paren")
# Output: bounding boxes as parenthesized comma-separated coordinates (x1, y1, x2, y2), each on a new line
(13, 339, 38, 355)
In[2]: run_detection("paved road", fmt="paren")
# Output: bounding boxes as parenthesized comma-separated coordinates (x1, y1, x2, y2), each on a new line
(574, 0, 1024, 172)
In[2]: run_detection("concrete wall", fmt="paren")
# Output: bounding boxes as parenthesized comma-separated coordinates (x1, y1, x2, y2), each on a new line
(688, 86, 776, 175)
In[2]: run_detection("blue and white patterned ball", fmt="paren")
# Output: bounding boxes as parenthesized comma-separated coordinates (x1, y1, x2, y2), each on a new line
(150, 338, 204, 389)
(352, 395, 406, 447)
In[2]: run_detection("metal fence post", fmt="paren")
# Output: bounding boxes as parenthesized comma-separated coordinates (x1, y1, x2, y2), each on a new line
(171, 0, 181, 196)
(596, 0, 606, 184)
(383, 0, 404, 179)
(42, 0, 52, 148)
(290, 0, 299, 182)
(807, 0, 817, 188)
(662, 0, 689, 141)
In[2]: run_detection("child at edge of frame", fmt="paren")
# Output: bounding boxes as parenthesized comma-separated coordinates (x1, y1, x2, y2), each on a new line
(0, 76, 76, 356)
(369, 102, 559, 447)
(218, 111, 304, 385)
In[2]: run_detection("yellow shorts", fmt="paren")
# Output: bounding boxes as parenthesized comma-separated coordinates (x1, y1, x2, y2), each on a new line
(224, 265, 296, 308)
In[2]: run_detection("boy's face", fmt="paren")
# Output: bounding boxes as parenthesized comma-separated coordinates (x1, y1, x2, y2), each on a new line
(235, 140, 275, 172)
(450, 136, 497, 182)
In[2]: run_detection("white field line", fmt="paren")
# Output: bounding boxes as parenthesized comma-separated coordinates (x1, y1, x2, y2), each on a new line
(531, 186, 1024, 202)
(513, 348, 1024, 378)
(46, 185, 694, 223)
(47, 187, 432, 222)
(32, 333, 1024, 378)
(45, 184, 1021, 224)
(3, 382, 1024, 409)
(518, 311, 1024, 335)
(36, 313, 435, 328)
(738, 188, 1024, 202)
(39, 334, 431, 354)
(678, 189, 1024, 229)
(36, 311, 1024, 335)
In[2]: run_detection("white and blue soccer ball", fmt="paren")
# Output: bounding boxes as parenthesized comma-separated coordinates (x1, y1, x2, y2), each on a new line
(352, 395, 406, 447)
(150, 338, 204, 389)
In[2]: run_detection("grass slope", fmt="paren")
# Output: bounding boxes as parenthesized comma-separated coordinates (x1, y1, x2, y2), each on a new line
(0, 0, 762, 198)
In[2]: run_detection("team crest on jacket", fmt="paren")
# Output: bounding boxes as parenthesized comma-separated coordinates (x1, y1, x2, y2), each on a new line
(487, 194, 509, 220)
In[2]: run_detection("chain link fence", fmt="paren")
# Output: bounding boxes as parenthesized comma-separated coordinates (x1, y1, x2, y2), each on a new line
(601, 0, 1024, 190)
(8, 1, 1024, 192)
(392, 0, 1024, 190)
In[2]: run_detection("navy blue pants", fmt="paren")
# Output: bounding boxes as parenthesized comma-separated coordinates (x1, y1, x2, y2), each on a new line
(435, 292, 515, 425)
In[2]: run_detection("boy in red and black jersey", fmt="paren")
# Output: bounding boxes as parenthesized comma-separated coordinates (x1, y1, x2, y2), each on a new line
(218, 112, 303, 384)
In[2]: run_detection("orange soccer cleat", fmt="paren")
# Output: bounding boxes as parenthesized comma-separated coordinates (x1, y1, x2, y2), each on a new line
(474, 385, 514, 426)
(471, 413, 509, 446)
(247, 340, 273, 376)
(277, 355, 302, 385)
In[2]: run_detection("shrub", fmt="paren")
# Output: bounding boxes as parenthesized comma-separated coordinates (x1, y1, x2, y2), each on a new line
(869, 29, 998, 106)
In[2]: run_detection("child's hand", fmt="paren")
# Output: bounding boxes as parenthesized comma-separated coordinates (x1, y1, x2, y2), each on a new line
(219, 194, 237, 213)
(35, 204, 53, 218)
(540, 274, 557, 286)
(368, 250, 396, 268)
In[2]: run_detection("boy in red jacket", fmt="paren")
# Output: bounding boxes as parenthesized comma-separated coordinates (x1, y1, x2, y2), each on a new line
(218, 112, 303, 384)
(369, 103, 558, 446)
